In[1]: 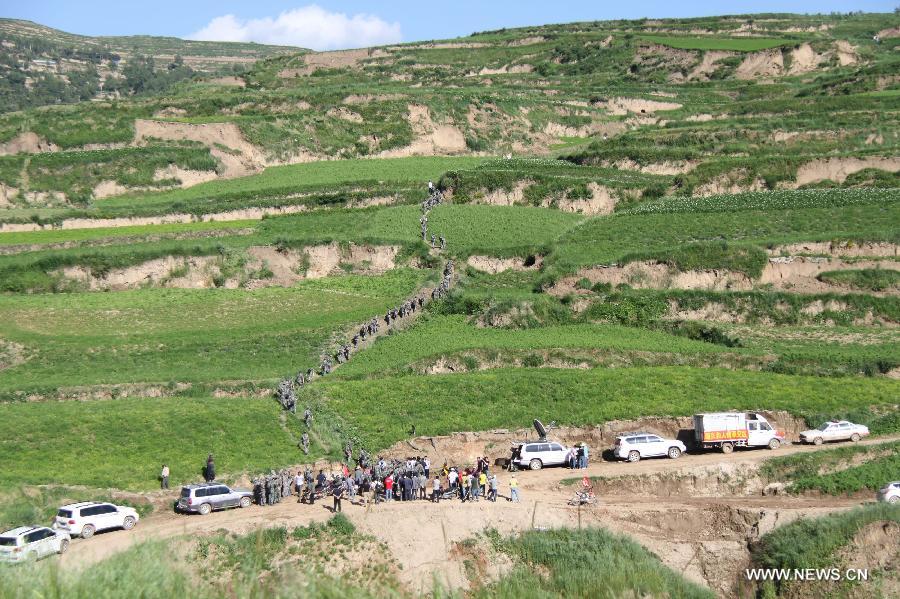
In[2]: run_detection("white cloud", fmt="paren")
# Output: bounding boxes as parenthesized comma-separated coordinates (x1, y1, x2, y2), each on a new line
(187, 5, 402, 51)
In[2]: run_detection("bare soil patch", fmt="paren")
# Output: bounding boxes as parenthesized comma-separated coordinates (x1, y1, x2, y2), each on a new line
(466, 255, 542, 274)
(767, 242, 898, 259)
(688, 50, 735, 80)
(694, 170, 766, 196)
(788, 43, 826, 75)
(378, 104, 466, 157)
(735, 50, 784, 80)
(0, 131, 58, 155)
(604, 97, 682, 115)
(835, 40, 859, 66)
(791, 157, 900, 186)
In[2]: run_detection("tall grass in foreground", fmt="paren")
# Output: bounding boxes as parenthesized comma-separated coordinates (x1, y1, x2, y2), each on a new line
(751, 503, 900, 597)
(478, 527, 713, 598)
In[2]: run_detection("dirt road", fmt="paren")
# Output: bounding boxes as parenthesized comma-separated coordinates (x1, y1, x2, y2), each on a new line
(58, 435, 894, 595)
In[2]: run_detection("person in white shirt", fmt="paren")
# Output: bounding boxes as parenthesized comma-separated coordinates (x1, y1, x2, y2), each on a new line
(160, 465, 169, 489)
(294, 471, 304, 498)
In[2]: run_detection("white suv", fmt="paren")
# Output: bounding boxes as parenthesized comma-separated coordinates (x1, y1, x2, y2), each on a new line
(53, 501, 139, 539)
(877, 481, 900, 504)
(511, 440, 570, 470)
(615, 433, 686, 462)
(0, 526, 69, 563)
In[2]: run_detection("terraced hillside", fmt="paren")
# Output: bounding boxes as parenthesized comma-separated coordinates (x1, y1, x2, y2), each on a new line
(0, 11, 898, 598)
(0, 18, 299, 113)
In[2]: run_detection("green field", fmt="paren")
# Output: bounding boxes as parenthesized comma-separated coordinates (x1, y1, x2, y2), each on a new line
(315, 367, 898, 451)
(637, 35, 793, 51)
(761, 440, 900, 495)
(0, 270, 426, 395)
(0, 219, 254, 247)
(332, 315, 737, 379)
(0, 397, 302, 490)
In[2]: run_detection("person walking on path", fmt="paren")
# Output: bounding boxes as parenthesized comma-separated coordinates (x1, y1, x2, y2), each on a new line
(489, 474, 498, 502)
(509, 475, 520, 502)
(160, 465, 169, 490)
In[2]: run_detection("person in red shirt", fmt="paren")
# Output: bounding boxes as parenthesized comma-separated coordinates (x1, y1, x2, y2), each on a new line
(384, 474, 394, 501)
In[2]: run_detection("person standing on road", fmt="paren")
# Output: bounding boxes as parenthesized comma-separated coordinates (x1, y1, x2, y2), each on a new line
(160, 464, 169, 490)
(306, 472, 316, 505)
(432, 475, 441, 502)
(205, 454, 216, 482)
(581, 443, 589, 469)
(479, 470, 487, 498)
(294, 471, 304, 498)
(509, 475, 519, 502)
(332, 478, 345, 513)
(384, 473, 394, 501)
(489, 474, 498, 502)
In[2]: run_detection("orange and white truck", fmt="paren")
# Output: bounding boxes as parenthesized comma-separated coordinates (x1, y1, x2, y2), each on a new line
(693, 412, 785, 454)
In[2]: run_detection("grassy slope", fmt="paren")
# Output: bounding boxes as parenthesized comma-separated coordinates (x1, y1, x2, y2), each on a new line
(315, 367, 897, 451)
(0, 270, 425, 394)
(481, 527, 713, 599)
(332, 314, 736, 379)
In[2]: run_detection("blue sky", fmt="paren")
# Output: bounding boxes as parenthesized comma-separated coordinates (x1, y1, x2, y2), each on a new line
(2, 1, 896, 49)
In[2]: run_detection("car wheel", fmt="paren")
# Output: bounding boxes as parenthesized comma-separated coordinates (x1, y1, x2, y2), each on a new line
(81, 525, 95, 540)
(768, 438, 781, 450)
(239, 496, 251, 508)
(721, 443, 734, 454)
(850, 433, 861, 442)
(889, 496, 899, 504)
(627, 451, 640, 463)
(122, 516, 136, 530)
(198, 503, 212, 515)
(529, 459, 543, 471)
(667, 447, 682, 459)
(58, 539, 69, 554)
(813, 437, 823, 446)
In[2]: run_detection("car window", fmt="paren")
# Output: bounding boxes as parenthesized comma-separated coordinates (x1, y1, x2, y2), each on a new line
(98, 505, 118, 514)
(748, 422, 758, 431)
(81, 506, 98, 517)
(839, 423, 851, 429)
(647, 436, 661, 442)
(216, 486, 230, 495)
(634, 437, 647, 444)
(0, 536, 18, 546)
(180, 488, 191, 498)
(57, 509, 72, 518)
(551, 444, 563, 451)
(38, 529, 54, 540)
(817, 423, 830, 431)
(525, 444, 540, 452)
(759, 422, 772, 431)
(24, 531, 43, 543)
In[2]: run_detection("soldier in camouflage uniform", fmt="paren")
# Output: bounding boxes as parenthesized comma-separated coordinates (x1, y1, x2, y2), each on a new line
(300, 432, 310, 455)
(304, 406, 313, 429)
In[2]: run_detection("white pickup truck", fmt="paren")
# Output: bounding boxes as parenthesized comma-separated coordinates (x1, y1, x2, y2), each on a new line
(693, 412, 785, 453)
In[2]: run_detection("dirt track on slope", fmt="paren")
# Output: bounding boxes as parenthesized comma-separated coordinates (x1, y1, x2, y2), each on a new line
(57, 435, 897, 594)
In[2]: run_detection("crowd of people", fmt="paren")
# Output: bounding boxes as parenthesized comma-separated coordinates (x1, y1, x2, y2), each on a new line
(251, 454, 522, 513)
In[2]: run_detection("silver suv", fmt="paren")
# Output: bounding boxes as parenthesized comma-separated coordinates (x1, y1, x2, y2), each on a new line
(176, 483, 252, 515)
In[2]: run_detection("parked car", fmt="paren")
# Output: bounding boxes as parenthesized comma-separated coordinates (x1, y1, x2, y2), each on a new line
(799, 421, 869, 445)
(876, 481, 900, 504)
(0, 526, 69, 563)
(510, 440, 570, 470)
(53, 501, 139, 539)
(176, 483, 253, 515)
(614, 433, 686, 462)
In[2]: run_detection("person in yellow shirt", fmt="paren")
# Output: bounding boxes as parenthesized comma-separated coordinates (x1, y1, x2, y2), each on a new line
(509, 475, 519, 502)
(479, 471, 487, 497)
